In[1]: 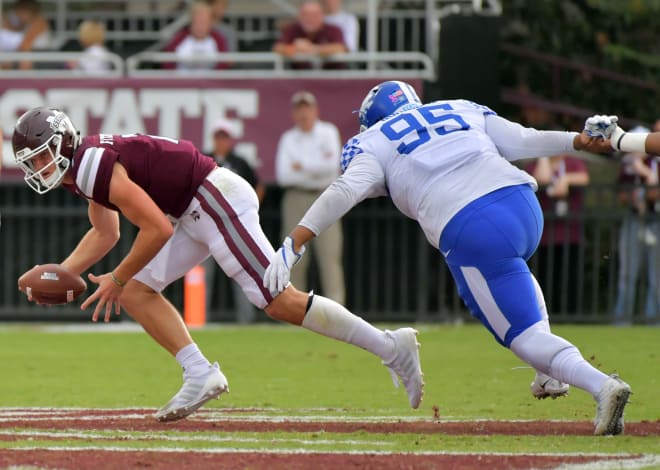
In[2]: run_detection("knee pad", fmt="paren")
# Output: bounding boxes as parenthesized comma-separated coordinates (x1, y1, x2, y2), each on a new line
(509, 321, 574, 374)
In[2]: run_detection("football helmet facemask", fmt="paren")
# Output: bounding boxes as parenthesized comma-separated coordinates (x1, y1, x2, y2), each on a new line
(357, 80, 422, 132)
(12, 107, 81, 194)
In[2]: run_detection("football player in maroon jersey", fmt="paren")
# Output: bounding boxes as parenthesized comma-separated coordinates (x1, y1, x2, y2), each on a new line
(11, 106, 424, 421)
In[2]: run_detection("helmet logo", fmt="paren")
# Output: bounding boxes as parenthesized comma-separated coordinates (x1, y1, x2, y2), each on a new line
(46, 113, 65, 131)
(388, 89, 406, 105)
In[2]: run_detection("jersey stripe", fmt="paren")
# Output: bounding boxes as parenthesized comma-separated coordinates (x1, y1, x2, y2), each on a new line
(460, 266, 511, 342)
(76, 147, 104, 198)
(195, 180, 274, 304)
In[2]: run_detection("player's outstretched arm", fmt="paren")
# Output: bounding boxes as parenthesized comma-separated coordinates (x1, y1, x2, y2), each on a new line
(647, 133, 660, 154)
(81, 162, 173, 322)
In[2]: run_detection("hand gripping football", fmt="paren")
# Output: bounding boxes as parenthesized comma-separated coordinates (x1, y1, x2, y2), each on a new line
(18, 264, 87, 305)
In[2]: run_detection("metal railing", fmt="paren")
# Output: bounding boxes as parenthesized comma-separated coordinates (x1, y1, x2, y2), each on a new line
(0, 51, 435, 80)
(0, 52, 125, 78)
(0, 181, 647, 325)
(125, 51, 436, 80)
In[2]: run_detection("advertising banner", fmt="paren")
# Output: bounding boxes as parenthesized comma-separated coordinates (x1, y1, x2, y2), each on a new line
(0, 78, 422, 182)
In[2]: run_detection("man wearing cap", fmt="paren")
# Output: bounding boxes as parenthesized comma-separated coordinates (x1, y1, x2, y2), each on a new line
(274, 91, 345, 303)
(204, 118, 265, 323)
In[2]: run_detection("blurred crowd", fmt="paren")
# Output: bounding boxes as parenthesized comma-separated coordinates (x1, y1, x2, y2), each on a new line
(0, 0, 359, 73)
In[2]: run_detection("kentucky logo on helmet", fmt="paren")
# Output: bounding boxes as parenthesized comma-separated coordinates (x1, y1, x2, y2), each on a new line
(388, 89, 406, 105)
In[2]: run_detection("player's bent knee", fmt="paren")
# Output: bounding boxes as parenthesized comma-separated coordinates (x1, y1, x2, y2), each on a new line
(509, 321, 574, 374)
(120, 279, 158, 308)
(264, 286, 308, 325)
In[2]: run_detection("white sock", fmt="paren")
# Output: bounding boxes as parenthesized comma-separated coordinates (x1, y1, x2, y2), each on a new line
(302, 295, 395, 361)
(175, 343, 212, 378)
(549, 347, 609, 397)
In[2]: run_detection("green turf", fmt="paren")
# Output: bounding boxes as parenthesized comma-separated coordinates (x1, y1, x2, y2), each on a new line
(1, 432, 659, 454)
(0, 323, 657, 423)
(0, 323, 658, 463)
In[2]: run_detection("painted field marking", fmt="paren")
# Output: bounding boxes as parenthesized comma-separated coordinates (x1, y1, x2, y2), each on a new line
(2, 446, 659, 462)
(0, 407, 597, 423)
(0, 430, 392, 447)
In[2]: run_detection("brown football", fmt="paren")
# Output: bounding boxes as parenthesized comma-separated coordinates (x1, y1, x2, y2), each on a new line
(18, 264, 87, 305)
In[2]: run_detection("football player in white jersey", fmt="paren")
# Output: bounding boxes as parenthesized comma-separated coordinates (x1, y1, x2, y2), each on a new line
(265, 81, 631, 436)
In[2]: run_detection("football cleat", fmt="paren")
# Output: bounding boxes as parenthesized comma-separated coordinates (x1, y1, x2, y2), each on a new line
(154, 362, 228, 422)
(594, 374, 631, 436)
(382, 328, 424, 409)
(530, 372, 570, 400)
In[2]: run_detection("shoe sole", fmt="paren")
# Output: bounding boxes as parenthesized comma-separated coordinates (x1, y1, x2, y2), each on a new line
(532, 388, 569, 400)
(595, 386, 631, 436)
(156, 384, 228, 423)
(402, 329, 424, 409)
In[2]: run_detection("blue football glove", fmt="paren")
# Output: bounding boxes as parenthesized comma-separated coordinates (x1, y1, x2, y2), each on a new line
(584, 115, 619, 139)
(264, 236, 306, 294)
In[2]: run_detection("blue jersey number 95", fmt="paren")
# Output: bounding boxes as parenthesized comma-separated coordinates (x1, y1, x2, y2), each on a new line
(380, 103, 470, 155)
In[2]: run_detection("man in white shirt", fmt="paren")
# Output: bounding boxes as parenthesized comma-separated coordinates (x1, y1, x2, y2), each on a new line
(275, 91, 346, 304)
(266, 80, 632, 436)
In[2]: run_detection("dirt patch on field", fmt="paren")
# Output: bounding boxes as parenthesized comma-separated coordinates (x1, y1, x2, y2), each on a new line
(0, 449, 643, 470)
(0, 409, 657, 469)
(0, 408, 658, 436)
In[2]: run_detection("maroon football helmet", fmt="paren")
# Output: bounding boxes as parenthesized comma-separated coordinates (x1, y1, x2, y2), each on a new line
(12, 107, 81, 194)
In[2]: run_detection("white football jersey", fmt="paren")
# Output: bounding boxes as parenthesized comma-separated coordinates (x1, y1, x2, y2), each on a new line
(300, 99, 578, 247)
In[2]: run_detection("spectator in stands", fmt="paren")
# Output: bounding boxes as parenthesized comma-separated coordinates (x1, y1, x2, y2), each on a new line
(613, 125, 660, 326)
(272, 0, 347, 70)
(70, 20, 112, 75)
(0, 0, 51, 70)
(322, 0, 359, 52)
(203, 118, 265, 323)
(275, 91, 345, 303)
(526, 154, 590, 316)
(207, 0, 238, 52)
(0, 123, 2, 227)
(162, 1, 228, 73)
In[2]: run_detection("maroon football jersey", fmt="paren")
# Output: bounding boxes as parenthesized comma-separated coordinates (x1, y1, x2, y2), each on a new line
(64, 134, 217, 217)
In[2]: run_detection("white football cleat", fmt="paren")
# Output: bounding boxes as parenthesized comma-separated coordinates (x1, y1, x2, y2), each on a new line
(530, 372, 570, 400)
(594, 374, 631, 436)
(382, 328, 424, 409)
(154, 362, 228, 422)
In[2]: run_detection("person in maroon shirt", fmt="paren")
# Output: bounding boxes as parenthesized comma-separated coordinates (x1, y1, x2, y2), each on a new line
(11, 107, 424, 420)
(526, 154, 590, 316)
(162, 1, 228, 71)
(272, 0, 347, 69)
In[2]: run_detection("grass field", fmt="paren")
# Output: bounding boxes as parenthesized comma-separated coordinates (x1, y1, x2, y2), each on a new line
(0, 322, 658, 469)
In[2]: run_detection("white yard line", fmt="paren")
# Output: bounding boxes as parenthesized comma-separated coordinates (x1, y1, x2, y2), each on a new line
(0, 430, 392, 447)
(1, 446, 657, 460)
(550, 455, 660, 470)
(0, 407, 595, 423)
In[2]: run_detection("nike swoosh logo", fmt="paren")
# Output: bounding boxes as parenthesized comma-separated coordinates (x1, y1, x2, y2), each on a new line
(441, 249, 451, 257)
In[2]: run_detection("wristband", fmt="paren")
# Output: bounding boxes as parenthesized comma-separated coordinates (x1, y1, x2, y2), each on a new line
(110, 271, 126, 287)
(611, 127, 648, 153)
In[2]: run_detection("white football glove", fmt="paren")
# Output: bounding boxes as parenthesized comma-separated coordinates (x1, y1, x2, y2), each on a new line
(264, 236, 306, 294)
(584, 114, 619, 139)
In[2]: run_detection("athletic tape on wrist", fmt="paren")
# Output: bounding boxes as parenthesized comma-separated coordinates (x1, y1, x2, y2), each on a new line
(618, 132, 649, 153)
